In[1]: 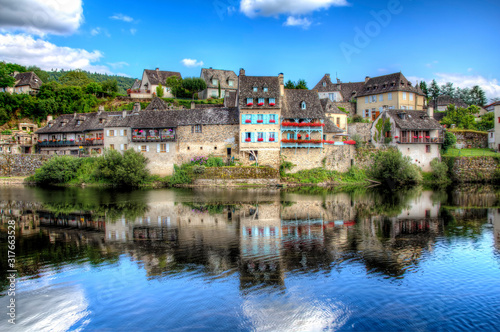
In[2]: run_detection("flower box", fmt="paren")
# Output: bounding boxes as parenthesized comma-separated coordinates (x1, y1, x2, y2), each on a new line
(247, 103, 253, 106)
(269, 103, 275, 106)
(269, 120, 276, 123)
(394, 136, 399, 139)
(245, 138, 251, 142)
(257, 138, 264, 141)
(425, 136, 430, 139)
(258, 103, 264, 106)
(245, 119, 251, 123)
(257, 120, 263, 123)
(269, 138, 275, 141)
(419, 136, 423, 139)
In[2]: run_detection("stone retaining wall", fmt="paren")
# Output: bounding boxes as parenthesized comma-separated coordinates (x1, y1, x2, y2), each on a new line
(444, 156, 499, 182)
(452, 130, 488, 149)
(348, 123, 372, 142)
(0, 154, 52, 177)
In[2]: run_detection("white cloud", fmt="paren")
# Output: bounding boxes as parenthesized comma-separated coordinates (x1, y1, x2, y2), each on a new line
(107, 61, 129, 69)
(90, 27, 110, 37)
(0, 34, 112, 73)
(110, 14, 134, 22)
(181, 58, 204, 67)
(283, 16, 311, 28)
(240, 0, 348, 18)
(425, 60, 438, 68)
(433, 73, 500, 99)
(0, 0, 83, 35)
(130, 28, 137, 35)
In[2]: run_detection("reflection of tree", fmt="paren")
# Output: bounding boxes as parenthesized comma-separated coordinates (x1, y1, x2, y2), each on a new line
(440, 207, 487, 238)
(356, 186, 422, 219)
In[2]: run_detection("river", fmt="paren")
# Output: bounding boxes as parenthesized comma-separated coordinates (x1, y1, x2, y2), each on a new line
(0, 185, 499, 331)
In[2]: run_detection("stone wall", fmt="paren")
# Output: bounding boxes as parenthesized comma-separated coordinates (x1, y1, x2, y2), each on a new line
(452, 130, 488, 149)
(332, 101, 356, 117)
(238, 149, 280, 169)
(444, 156, 499, 182)
(348, 123, 372, 142)
(198, 166, 279, 180)
(0, 154, 52, 176)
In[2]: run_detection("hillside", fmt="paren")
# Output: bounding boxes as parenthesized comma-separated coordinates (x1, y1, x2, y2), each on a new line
(47, 70, 137, 95)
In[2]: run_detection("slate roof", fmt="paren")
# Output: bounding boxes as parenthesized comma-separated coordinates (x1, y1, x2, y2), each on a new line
(14, 72, 42, 89)
(320, 98, 347, 114)
(282, 89, 325, 119)
(357, 73, 424, 97)
(313, 74, 341, 92)
(430, 95, 468, 108)
(131, 79, 141, 90)
(238, 75, 281, 109)
(36, 111, 124, 134)
(385, 110, 443, 130)
(340, 82, 365, 101)
(143, 69, 181, 86)
(323, 117, 344, 134)
(144, 97, 169, 111)
(224, 91, 237, 107)
(432, 112, 447, 122)
(201, 68, 238, 90)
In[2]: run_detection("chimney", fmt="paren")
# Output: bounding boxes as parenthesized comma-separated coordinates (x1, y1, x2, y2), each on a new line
(325, 73, 330, 80)
(47, 115, 53, 122)
(133, 102, 141, 113)
(365, 76, 370, 83)
(337, 78, 341, 84)
(191, 101, 196, 109)
(278, 73, 284, 96)
(239, 68, 245, 76)
(73, 112, 77, 119)
(98, 105, 104, 114)
(122, 110, 127, 118)
(427, 105, 434, 118)
(156, 68, 159, 72)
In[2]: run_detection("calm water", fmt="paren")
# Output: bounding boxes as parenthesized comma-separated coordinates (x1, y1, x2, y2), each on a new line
(0, 185, 499, 331)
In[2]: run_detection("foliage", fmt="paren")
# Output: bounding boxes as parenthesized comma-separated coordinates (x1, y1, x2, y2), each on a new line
(101, 79, 118, 96)
(31, 156, 85, 185)
(419, 81, 429, 99)
(167, 165, 192, 185)
(441, 104, 479, 129)
(351, 133, 363, 147)
(285, 168, 337, 183)
(374, 117, 392, 143)
(95, 149, 150, 187)
(429, 79, 440, 101)
(218, 80, 221, 98)
(279, 157, 295, 177)
(85, 82, 103, 96)
(27, 65, 49, 83)
(0, 62, 16, 88)
(186, 155, 224, 167)
(284, 80, 295, 89)
(156, 83, 164, 98)
(349, 115, 370, 123)
(430, 158, 450, 184)
(192, 165, 206, 174)
(442, 148, 498, 157)
(476, 112, 494, 131)
(166, 76, 182, 98)
(59, 70, 93, 87)
(442, 131, 457, 153)
(370, 148, 422, 186)
(1, 129, 12, 134)
(182, 77, 207, 100)
(284, 79, 308, 89)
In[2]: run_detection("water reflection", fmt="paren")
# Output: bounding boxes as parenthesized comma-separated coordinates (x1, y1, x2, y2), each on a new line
(1, 185, 500, 331)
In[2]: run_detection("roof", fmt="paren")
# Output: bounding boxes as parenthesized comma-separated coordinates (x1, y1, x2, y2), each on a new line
(36, 111, 123, 134)
(282, 90, 324, 119)
(131, 79, 141, 90)
(143, 69, 182, 86)
(313, 74, 341, 92)
(430, 95, 468, 108)
(339, 82, 365, 101)
(357, 72, 424, 97)
(238, 75, 281, 109)
(14, 72, 42, 89)
(487, 129, 495, 132)
(144, 97, 169, 111)
(485, 101, 500, 108)
(320, 98, 347, 114)
(432, 112, 446, 122)
(385, 110, 443, 130)
(201, 68, 238, 90)
(323, 117, 344, 134)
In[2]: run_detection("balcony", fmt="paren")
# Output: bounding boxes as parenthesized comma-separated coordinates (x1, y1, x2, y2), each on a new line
(281, 142, 323, 149)
(281, 122, 325, 132)
(37, 139, 104, 147)
(396, 137, 444, 144)
(131, 135, 176, 143)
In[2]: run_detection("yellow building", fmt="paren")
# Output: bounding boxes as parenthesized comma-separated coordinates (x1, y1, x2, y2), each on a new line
(356, 73, 425, 120)
(320, 98, 348, 131)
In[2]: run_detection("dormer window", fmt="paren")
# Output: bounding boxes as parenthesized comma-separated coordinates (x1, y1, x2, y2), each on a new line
(246, 98, 253, 106)
(263, 87, 268, 93)
(228, 80, 234, 87)
(258, 98, 264, 106)
(212, 79, 218, 85)
(301, 101, 306, 110)
(253, 87, 258, 92)
(76, 120, 82, 126)
(323, 82, 326, 87)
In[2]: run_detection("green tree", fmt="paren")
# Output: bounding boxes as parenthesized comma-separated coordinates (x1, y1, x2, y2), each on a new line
(102, 79, 118, 95)
(371, 148, 422, 186)
(441, 104, 479, 129)
(60, 70, 92, 87)
(440, 82, 455, 98)
(470, 85, 487, 106)
(182, 77, 207, 100)
(285, 80, 295, 89)
(85, 82, 102, 96)
(27, 65, 49, 83)
(295, 79, 308, 89)
(429, 79, 440, 101)
(165, 76, 181, 98)
(218, 80, 221, 98)
(442, 131, 457, 152)
(476, 112, 494, 131)
(96, 149, 150, 187)
(419, 81, 429, 99)
(156, 83, 164, 98)
(0, 63, 15, 88)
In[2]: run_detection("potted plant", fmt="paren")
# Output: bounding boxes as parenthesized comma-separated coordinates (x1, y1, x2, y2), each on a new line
(258, 102, 264, 106)
(247, 102, 253, 106)
(257, 138, 264, 141)
(257, 119, 263, 123)
(245, 119, 251, 123)
(245, 138, 251, 142)
(269, 102, 275, 106)
(269, 119, 276, 123)
(269, 138, 275, 141)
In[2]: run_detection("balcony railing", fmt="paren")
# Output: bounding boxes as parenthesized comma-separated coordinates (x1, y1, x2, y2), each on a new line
(131, 135, 176, 143)
(281, 142, 323, 148)
(129, 89, 151, 94)
(396, 137, 444, 144)
(37, 140, 104, 147)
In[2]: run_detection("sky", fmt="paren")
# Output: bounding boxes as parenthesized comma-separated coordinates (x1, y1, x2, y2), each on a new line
(0, 0, 499, 99)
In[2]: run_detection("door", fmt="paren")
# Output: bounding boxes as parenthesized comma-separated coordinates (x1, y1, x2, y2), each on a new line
(227, 147, 231, 157)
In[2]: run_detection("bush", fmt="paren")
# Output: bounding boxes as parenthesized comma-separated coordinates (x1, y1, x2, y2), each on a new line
(430, 158, 449, 183)
(192, 165, 206, 174)
(442, 131, 457, 153)
(95, 149, 150, 187)
(280, 158, 295, 177)
(32, 156, 83, 185)
(351, 134, 363, 148)
(370, 148, 422, 186)
(167, 165, 192, 185)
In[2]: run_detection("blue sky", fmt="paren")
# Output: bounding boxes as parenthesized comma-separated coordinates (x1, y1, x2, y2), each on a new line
(0, 0, 499, 99)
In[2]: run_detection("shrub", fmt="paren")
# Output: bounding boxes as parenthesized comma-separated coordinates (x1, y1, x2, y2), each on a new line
(32, 156, 83, 184)
(192, 165, 206, 174)
(370, 148, 422, 186)
(442, 131, 457, 153)
(1, 129, 12, 135)
(280, 158, 295, 177)
(167, 165, 192, 185)
(95, 149, 150, 187)
(206, 156, 224, 167)
(351, 134, 363, 148)
(430, 158, 449, 183)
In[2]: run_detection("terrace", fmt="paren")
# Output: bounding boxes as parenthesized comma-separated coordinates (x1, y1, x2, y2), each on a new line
(132, 128, 176, 143)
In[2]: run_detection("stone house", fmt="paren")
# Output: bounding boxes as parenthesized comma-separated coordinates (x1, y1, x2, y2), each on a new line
(1, 71, 43, 95)
(357, 73, 425, 120)
(320, 98, 348, 131)
(0, 123, 38, 154)
(430, 95, 468, 112)
(370, 109, 444, 171)
(129, 68, 182, 99)
(237, 69, 282, 168)
(199, 68, 238, 99)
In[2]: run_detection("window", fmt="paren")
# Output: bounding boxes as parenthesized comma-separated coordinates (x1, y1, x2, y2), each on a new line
(108, 130, 115, 137)
(257, 132, 264, 141)
(379, 94, 383, 102)
(141, 145, 147, 152)
(258, 98, 264, 105)
(323, 82, 326, 87)
(365, 109, 370, 118)
(491, 133, 494, 138)
(211, 90, 217, 97)
(263, 87, 268, 92)
(245, 132, 252, 142)
(409, 106, 413, 110)
(269, 98, 276, 105)
(329, 93, 335, 101)
(403, 92, 407, 100)
(257, 114, 263, 123)
(336, 117, 340, 126)
(110, 144, 115, 150)
(269, 114, 276, 123)
(160, 144, 167, 153)
(498, 117, 500, 123)
(426, 145, 431, 153)
(388, 93, 392, 101)
(76, 120, 81, 126)
(212, 79, 218, 85)
(371, 95, 377, 102)
(192, 125, 202, 133)
(409, 93, 414, 101)
(123, 144, 128, 150)
(301, 101, 306, 109)
(228, 80, 234, 87)
(253, 87, 258, 92)
(269, 132, 275, 141)
(247, 98, 253, 105)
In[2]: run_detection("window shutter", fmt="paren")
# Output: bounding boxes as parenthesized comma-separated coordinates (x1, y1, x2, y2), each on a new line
(242, 132, 245, 142)
(365, 97, 368, 103)
(146, 145, 149, 152)
(166, 144, 169, 153)
(192, 126, 194, 133)
(264, 132, 268, 142)
(263, 114, 268, 124)
(107, 130, 110, 137)
(251, 132, 255, 142)
(157, 144, 160, 153)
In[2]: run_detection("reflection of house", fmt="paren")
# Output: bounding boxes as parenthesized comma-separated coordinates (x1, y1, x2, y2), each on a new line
(371, 109, 444, 171)
(129, 68, 182, 99)
(1, 71, 43, 95)
(199, 68, 238, 99)
(488, 209, 500, 250)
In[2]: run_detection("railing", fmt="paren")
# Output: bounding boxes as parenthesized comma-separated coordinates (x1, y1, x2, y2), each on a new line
(281, 142, 323, 148)
(38, 140, 104, 147)
(129, 89, 151, 94)
(131, 135, 176, 143)
(397, 137, 444, 144)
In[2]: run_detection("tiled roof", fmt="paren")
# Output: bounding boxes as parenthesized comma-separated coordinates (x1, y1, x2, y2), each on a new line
(282, 90, 324, 119)
(339, 82, 365, 101)
(323, 117, 344, 134)
(485, 101, 500, 108)
(131, 79, 141, 89)
(313, 74, 341, 92)
(14, 72, 42, 89)
(430, 95, 468, 108)
(357, 72, 424, 97)
(144, 69, 182, 86)
(201, 68, 238, 90)
(385, 110, 443, 130)
(432, 112, 446, 122)
(36, 111, 123, 134)
(238, 75, 281, 109)
(144, 97, 169, 111)
(319, 98, 347, 114)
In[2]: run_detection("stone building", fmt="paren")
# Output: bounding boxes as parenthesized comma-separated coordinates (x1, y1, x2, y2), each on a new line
(1, 71, 43, 95)
(0, 123, 38, 154)
(320, 97, 348, 132)
(129, 68, 182, 99)
(370, 109, 444, 171)
(199, 68, 238, 99)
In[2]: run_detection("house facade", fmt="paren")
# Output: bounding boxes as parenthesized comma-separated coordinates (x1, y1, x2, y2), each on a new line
(370, 109, 444, 171)
(494, 105, 500, 151)
(129, 68, 182, 99)
(320, 98, 348, 131)
(1, 71, 43, 95)
(0, 123, 38, 154)
(357, 73, 425, 120)
(199, 68, 238, 99)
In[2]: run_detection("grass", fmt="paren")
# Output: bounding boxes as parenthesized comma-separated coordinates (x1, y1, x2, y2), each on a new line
(442, 148, 498, 157)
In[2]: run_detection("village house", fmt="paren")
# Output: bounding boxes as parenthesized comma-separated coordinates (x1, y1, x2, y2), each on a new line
(357, 73, 425, 120)
(1, 71, 43, 95)
(129, 68, 182, 99)
(0, 123, 38, 154)
(199, 68, 238, 99)
(312, 74, 363, 116)
(485, 101, 500, 113)
(493, 105, 500, 151)
(370, 108, 444, 171)
(320, 98, 348, 132)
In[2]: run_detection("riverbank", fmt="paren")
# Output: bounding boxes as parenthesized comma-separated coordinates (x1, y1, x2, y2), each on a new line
(0, 176, 28, 185)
